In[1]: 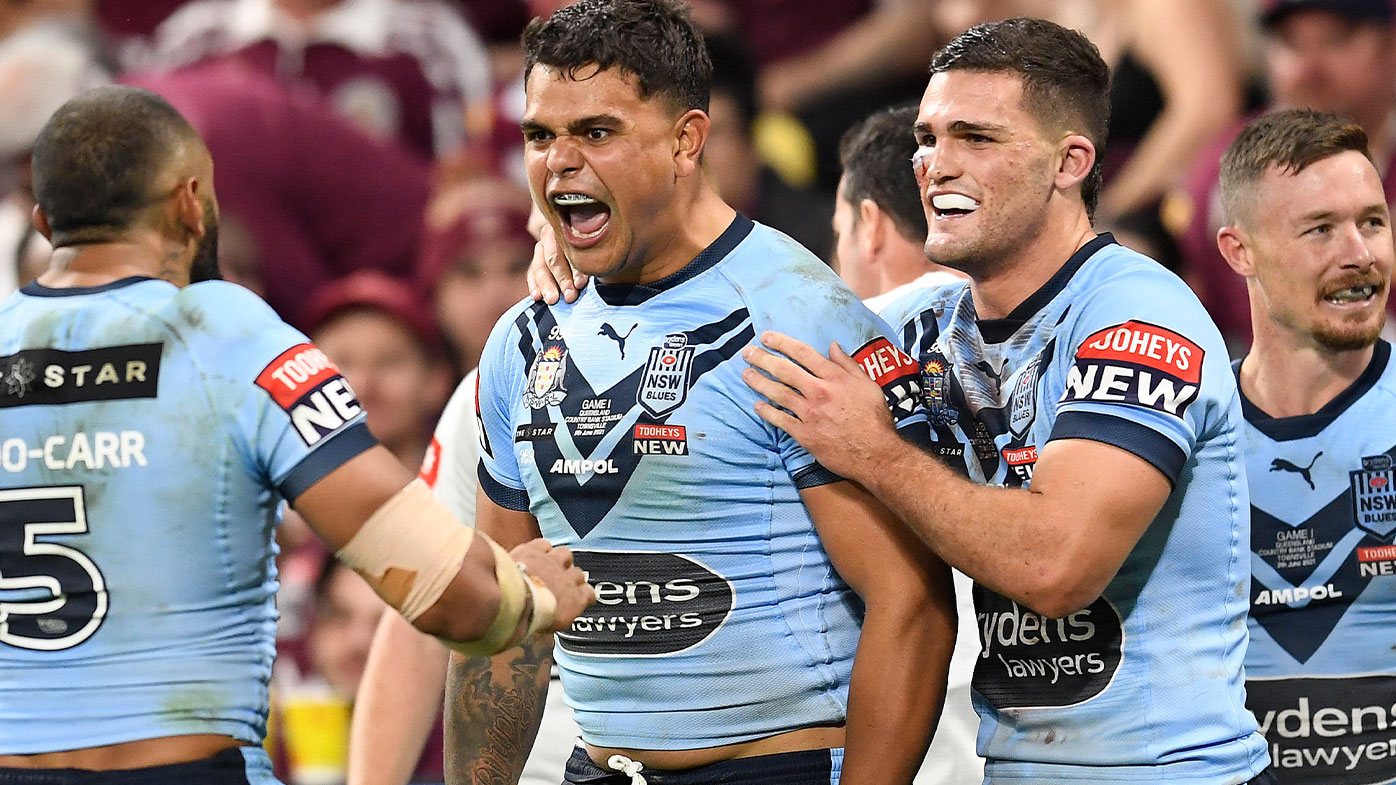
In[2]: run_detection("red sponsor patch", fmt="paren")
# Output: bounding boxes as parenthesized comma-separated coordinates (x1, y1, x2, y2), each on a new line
(634, 424, 686, 440)
(1358, 545, 1396, 562)
(1002, 445, 1038, 466)
(255, 343, 342, 409)
(852, 337, 919, 386)
(419, 436, 442, 487)
(1075, 321, 1203, 385)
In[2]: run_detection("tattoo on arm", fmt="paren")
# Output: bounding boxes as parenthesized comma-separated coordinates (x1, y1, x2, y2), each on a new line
(444, 634, 554, 785)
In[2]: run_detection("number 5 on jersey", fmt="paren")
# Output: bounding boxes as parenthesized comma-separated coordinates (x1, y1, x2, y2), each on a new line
(0, 486, 107, 650)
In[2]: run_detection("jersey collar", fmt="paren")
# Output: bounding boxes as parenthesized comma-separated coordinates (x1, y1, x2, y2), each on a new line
(592, 214, 754, 307)
(976, 232, 1117, 344)
(20, 276, 160, 297)
(1237, 339, 1392, 441)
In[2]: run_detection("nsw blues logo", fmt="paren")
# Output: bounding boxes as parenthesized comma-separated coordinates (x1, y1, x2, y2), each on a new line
(1008, 359, 1040, 437)
(524, 344, 568, 409)
(1352, 454, 1396, 541)
(637, 334, 694, 417)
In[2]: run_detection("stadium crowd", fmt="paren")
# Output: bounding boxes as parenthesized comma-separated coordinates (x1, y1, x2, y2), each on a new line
(1, 0, 1394, 784)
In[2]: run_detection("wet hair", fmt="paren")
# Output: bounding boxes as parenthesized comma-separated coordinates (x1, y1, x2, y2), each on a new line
(930, 17, 1111, 218)
(30, 85, 201, 246)
(1219, 108, 1372, 226)
(523, 0, 711, 114)
(839, 104, 927, 244)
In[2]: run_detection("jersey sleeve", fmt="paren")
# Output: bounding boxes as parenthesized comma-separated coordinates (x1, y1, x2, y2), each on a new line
(1049, 274, 1232, 485)
(419, 368, 480, 523)
(181, 283, 378, 502)
(754, 278, 930, 488)
(474, 309, 530, 511)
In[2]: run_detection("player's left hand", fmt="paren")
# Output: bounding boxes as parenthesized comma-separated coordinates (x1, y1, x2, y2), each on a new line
(742, 331, 897, 480)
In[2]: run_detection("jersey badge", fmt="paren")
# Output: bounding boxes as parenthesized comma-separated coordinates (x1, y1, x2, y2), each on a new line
(524, 345, 568, 409)
(1061, 321, 1202, 419)
(920, 352, 957, 426)
(1008, 359, 1040, 437)
(637, 334, 693, 417)
(1351, 454, 1396, 541)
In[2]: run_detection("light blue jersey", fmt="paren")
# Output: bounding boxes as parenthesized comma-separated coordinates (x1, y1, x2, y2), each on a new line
(1240, 340, 1396, 785)
(476, 216, 928, 750)
(0, 277, 373, 753)
(882, 235, 1268, 783)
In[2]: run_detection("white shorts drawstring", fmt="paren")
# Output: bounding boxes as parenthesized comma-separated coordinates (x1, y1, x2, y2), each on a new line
(606, 753, 647, 785)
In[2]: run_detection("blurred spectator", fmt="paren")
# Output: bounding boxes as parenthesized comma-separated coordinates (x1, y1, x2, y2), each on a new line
(419, 184, 535, 372)
(145, 0, 493, 162)
(704, 31, 835, 258)
(1173, 0, 1396, 349)
(304, 271, 453, 468)
(124, 61, 434, 328)
(94, 0, 187, 62)
(0, 7, 111, 297)
(694, 0, 945, 191)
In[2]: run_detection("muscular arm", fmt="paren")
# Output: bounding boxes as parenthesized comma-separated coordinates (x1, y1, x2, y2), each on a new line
(802, 482, 955, 785)
(348, 611, 449, 785)
(444, 492, 554, 785)
(746, 334, 1169, 618)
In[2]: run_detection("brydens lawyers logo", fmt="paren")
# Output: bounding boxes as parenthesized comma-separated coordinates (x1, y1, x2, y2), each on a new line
(853, 337, 922, 417)
(1061, 320, 1203, 418)
(255, 344, 362, 446)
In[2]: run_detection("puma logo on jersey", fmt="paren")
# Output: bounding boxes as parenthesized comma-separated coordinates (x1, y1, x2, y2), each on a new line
(599, 323, 638, 359)
(1271, 452, 1322, 490)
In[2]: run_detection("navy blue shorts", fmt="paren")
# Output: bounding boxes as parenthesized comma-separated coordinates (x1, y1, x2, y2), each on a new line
(0, 747, 276, 785)
(562, 747, 844, 785)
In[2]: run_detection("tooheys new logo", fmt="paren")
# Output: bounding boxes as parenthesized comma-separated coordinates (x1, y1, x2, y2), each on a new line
(559, 551, 734, 657)
(1248, 675, 1396, 785)
(1061, 321, 1202, 418)
(254, 344, 362, 446)
(852, 338, 923, 418)
(972, 589, 1124, 708)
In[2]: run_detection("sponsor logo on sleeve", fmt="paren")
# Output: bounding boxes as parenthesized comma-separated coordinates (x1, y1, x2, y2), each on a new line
(1061, 321, 1203, 418)
(1248, 675, 1396, 785)
(972, 590, 1124, 709)
(632, 423, 688, 456)
(1352, 454, 1396, 540)
(637, 334, 694, 417)
(853, 337, 923, 418)
(0, 344, 162, 409)
(558, 550, 734, 657)
(254, 343, 362, 447)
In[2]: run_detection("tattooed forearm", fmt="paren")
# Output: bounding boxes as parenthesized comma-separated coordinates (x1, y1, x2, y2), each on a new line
(444, 634, 554, 785)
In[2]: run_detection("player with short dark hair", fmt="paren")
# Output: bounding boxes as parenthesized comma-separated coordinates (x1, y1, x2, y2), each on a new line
(1216, 107, 1396, 785)
(448, 3, 956, 785)
(742, 18, 1275, 784)
(0, 85, 591, 782)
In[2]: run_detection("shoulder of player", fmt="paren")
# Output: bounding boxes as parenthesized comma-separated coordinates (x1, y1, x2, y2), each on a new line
(719, 221, 864, 323)
(877, 280, 966, 334)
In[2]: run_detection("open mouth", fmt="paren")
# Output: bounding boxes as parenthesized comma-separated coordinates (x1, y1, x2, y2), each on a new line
(552, 192, 612, 245)
(1324, 284, 1379, 305)
(930, 192, 979, 219)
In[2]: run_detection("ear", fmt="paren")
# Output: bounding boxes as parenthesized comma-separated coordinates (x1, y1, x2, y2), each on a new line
(1216, 225, 1255, 278)
(172, 176, 209, 241)
(857, 199, 883, 262)
(673, 109, 710, 178)
(1054, 133, 1096, 193)
(31, 205, 52, 240)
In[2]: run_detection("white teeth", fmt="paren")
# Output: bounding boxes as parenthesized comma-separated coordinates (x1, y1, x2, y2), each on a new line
(553, 193, 598, 205)
(932, 193, 979, 212)
(1325, 285, 1375, 303)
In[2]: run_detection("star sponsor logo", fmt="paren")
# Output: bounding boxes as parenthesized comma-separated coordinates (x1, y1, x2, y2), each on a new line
(3, 357, 35, 398)
(0, 344, 162, 409)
